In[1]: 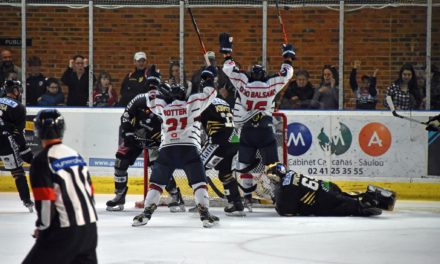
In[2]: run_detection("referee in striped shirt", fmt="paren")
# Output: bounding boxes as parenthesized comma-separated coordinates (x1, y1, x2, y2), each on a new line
(23, 109, 98, 264)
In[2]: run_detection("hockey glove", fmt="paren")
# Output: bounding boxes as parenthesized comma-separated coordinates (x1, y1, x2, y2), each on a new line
(123, 133, 136, 148)
(282, 43, 296, 60)
(426, 114, 440, 132)
(146, 64, 161, 89)
(219, 32, 233, 54)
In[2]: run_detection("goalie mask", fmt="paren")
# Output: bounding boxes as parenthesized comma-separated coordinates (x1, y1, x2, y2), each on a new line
(34, 109, 65, 140)
(265, 162, 287, 181)
(250, 64, 266, 82)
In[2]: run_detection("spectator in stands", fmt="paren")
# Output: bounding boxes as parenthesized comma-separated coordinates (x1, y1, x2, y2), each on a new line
(168, 61, 192, 97)
(280, 69, 314, 109)
(310, 65, 339, 109)
(5, 71, 18, 81)
(350, 60, 378, 110)
(384, 63, 422, 110)
(26, 56, 46, 106)
(61, 55, 95, 106)
(93, 71, 117, 107)
(0, 49, 22, 84)
(37, 78, 65, 106)
(118, 51, 150, 106)
(430, 65, 440, 110)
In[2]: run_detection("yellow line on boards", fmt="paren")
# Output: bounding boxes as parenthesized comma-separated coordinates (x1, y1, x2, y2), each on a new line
(1, 176, 439, 200)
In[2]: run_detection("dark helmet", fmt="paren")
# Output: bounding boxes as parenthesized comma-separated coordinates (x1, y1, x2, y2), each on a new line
(200, 65, 218, 88)
(250, 64, 266, 82)
(146, 64, 161, 90)
(158, 83, 186, 103)
(4, 80, 22, 94)
(33, 109, 65, 140)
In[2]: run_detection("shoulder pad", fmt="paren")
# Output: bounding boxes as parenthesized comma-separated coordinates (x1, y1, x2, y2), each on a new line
(212, 97, 229, 107)
(0, 97, 19, 108)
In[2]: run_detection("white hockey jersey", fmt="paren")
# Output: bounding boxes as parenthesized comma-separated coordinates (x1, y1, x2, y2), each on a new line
(223, 59, 293, 125)
(147, 86, 217, 151)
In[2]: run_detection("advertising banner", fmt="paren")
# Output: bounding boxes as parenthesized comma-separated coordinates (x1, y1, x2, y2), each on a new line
(16, 108, 438, 178)
(283, 111, 436, 178)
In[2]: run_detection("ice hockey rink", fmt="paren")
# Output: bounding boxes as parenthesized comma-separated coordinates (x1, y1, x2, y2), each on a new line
(0, 193, 439, 264)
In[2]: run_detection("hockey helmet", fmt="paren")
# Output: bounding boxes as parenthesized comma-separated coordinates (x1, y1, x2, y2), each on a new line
(158, 83, 186, 102)
(4, 80, 22, 94)
(170, 84, 186, 101)
(250, 64, 266, 82)
(200, 65, 218, 88)
(33, 109, 65, 140)
(265, 162, 287, 180)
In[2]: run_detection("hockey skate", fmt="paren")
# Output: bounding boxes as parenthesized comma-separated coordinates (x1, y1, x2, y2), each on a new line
(188, 205, 198, 213)
(168, 187, 186, 213)
(197, 204, 219, 228)
(23, 200, 34, 213)
(106, 187, 128, 211)
(243, 194, 253, 212)
(132, 204, 157, 227)
(224, 201, 246, 217)
(366, 185, 396, 211)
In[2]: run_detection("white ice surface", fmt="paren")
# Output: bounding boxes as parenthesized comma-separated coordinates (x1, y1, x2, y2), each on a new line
(1, 193, 439, 264)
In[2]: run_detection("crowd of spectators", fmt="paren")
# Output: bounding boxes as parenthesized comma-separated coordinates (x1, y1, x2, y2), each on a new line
(0, 47, 438, 110)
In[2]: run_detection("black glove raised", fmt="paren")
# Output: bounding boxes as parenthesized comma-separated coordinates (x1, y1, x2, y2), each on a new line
(146, 64, 161, 89)
(219, 32, 233, 54)
(282, 43, 296, 60)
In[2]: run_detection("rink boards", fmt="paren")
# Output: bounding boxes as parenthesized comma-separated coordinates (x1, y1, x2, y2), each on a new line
(0, 107, 439, 200)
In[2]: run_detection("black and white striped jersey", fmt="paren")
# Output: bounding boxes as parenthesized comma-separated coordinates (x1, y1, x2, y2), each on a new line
(30, 142, 97, 230)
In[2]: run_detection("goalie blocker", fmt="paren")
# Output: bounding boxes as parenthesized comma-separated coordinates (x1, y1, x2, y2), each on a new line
(264, 163, 396, 217)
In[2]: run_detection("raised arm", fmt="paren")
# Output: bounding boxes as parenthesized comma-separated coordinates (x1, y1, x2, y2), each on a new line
(187, 66, 218, 117)
(267, 43, 295, 93)
(219, 32, 249, 90)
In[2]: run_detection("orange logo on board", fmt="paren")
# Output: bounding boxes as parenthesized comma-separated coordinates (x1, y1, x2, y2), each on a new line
(359, 123, 392, 157)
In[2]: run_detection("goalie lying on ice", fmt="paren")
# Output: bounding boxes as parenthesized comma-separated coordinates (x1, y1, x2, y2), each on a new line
(257, 163, 396, 217)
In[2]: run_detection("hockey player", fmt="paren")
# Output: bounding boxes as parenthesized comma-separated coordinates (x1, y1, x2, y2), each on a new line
(23, 109, 97, 264)
(0, 80, 34, 212)
(263, 163, 396, 217)
(199, 95, 245, 216)
(107, 67, 185, 212)
(132, 66, 219, 228)
(219, 32, 295, 209)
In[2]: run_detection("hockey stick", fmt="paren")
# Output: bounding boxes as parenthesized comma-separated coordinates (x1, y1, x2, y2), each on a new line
(275, 0, 288, 44)
(206, 176, 225, 199)
(385, 96, 428, 126)
(187, 6, 210, 66)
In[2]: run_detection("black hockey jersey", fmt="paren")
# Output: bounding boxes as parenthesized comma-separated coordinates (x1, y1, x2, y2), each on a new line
(30, 142, 97, 230)
(0, 96, 26, 133)
(121, 93, 162, 147)
(200, 97, 235, 145)
(274, 171, 345, 216)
